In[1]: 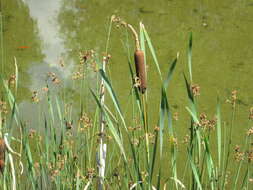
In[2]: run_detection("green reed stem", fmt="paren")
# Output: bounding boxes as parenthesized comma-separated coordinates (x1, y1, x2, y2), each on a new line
(222, 104, 236, 189)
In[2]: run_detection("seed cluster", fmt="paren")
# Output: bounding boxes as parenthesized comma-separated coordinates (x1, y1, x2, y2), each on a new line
(0, 101, 8, 115)
(47, 72, 61, 84)
(79, 113, 92, 131)
(226, 90, 237, 107)
(198, 113, 217, 131)
(191, 84, 200, 96)
(247, 127, 253, 136)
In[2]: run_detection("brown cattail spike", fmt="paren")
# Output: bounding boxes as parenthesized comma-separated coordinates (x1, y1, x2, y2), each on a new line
(0, 138, 5, 173)
(134, 50, 146, 93)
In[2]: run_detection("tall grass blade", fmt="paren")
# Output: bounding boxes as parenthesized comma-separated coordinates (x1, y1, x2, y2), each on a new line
(149, 130, 159, 184)
(164, 53, 179, 90)
(188, 32, 193, 83)
(188, 150, 202, 190)
(183, 74, 193, 102)
(90, 89, 127, 161)
(204, 137, 215, 190)
(99, 69, 127, 129)
(14, 57, 18, 94)
(139, 22, 146, 56)
(159, 88, 167, 158)
(216, 98, 221, 168)
(140, 23, 162, 81)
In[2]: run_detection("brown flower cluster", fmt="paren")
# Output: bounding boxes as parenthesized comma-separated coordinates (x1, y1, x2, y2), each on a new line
(79, 50, 99, 72)
(226, 90, 237, 107)
(198, 113, 217, 131)
(102, 53, 111, 63)
(182, 134, 190, 144)
(234, 145, 244, 162)
(234, 145, 253, 163)
(48, 154, 67, 181)
(131, 138, 140, 146)
(0, 101, 8, 125)
(28, 129, 42, 144)
(31, 87, 49, 103)
(128, 125, 141, 131)
(72, 70, 83, 80)
(31, 91, 40, 103)
(246, 149, 253, 163)
(0, 101, 8, 115)
(65, 121, 73, 130)
(191, 84, 200, 96)
(47, 72, 61, 84)
(85, 168, 96, 179)
(247, 127, 253, 136)
(79, 113, 92, 131)
(79, 50, 94, 65)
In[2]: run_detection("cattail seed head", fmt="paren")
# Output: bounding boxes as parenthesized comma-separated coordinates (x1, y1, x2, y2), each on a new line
(0, 139, 6, 173)
(134, 50, 146, 93)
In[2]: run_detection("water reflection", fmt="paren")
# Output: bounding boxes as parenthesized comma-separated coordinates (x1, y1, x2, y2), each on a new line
(1, 0, 43, 99)
(23, 0, 73, 89)
(16, 0, 76, 127)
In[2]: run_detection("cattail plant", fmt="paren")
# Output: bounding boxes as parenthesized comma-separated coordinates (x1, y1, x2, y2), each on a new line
(112, 16, 147, 94)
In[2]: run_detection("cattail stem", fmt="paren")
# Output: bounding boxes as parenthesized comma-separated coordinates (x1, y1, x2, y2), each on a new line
(126, 24, 140, 51)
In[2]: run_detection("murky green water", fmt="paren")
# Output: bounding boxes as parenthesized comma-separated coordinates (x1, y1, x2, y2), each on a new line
(1, 0, 253, 176)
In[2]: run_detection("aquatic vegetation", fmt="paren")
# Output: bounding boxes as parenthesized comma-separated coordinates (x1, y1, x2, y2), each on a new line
(0, 16, 252, 190)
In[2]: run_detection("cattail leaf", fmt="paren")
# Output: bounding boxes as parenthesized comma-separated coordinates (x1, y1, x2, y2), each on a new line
(127, 60, 142, 113)
(159, 87, 168, 158)
(188, 32, 193, 83)
(140, 23, 162, 81)
(164, 54, 178, 90)
(55, 96, 63, 123)
(2, 79, 19, 125)
(216, 97, 221, 168)
(139, 22, 146, 54)
(183, 73, 194, 102)
(185, 106, 199, 124)
(14, 57, 18, 94)
(204, 137, 215, 190)
(99, 69, 127, 130)
(188, 150, 202, 190)
(149, 130, 159, 183)
(89, 88, 127, 162)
